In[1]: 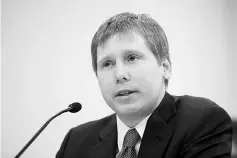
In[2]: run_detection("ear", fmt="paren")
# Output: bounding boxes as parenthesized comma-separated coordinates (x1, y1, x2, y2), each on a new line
(162, 58, 172, 80)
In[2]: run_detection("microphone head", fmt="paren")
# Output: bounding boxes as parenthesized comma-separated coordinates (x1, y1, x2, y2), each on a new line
(68, 102, 82, 113)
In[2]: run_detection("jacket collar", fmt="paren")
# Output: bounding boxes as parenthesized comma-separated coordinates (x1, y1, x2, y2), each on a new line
(89, 114, 117, 158)
(138, 91, 177, 158)
(90, 92, 178, 158)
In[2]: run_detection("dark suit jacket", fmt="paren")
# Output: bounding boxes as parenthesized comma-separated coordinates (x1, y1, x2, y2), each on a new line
(56, 92, 233, 158)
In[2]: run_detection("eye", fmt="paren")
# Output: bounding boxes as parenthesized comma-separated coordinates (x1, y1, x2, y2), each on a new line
(128, 54, 139, 62)
(102, 60, 113, 68)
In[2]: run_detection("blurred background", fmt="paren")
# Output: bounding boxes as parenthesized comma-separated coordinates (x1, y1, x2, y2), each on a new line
(2, 0, 237, 157)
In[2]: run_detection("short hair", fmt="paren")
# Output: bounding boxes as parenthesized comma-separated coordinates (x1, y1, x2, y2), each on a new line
(91, 12, 171, 86)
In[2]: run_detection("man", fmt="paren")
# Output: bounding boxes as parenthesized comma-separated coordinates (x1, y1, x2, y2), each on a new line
(231, 119, 237, 157)
(56, 12, 232, 158)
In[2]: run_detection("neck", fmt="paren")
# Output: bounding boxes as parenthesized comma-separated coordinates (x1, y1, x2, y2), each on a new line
(117, 115, 147, 128)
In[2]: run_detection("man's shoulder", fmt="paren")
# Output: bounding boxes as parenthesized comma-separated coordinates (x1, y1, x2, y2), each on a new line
(167, 94, 232, 157)
(69, 113, 116, 136)
(173, 94, 231, 131)
(175, 94, 223, 114)
(177, 94, 215, 108)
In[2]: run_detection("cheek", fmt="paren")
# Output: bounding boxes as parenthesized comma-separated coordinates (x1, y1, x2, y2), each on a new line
(133, 68, 163, 92)
(98, 73, 114, 94)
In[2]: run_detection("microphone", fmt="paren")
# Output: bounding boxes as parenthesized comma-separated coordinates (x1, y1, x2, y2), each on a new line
(68, 102, 82, 113)
(15, 102, 82, 158)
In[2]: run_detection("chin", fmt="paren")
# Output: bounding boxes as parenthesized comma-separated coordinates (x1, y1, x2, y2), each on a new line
(116, 105, 141, 116)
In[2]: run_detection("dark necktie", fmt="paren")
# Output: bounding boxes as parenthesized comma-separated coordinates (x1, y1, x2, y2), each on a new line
(116, 128, 140, 158)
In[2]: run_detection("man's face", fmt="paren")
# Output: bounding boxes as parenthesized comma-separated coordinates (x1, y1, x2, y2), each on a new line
(97, 32, 170, 119)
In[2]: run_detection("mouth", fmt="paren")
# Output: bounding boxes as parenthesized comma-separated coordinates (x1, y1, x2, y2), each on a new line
(115, 89, 138, 97)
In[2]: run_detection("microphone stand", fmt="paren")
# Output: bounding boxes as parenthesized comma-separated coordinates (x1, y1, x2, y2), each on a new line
(15, 107, 72, 158)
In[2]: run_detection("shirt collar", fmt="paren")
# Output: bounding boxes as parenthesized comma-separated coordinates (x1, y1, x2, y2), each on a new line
(116, 114, 151, 151)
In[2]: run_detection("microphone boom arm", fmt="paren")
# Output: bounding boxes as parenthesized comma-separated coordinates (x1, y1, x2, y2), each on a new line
(15, 108, 70, 158)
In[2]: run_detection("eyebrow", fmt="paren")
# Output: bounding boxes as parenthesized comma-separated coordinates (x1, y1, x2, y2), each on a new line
(124, 49, 142, 55)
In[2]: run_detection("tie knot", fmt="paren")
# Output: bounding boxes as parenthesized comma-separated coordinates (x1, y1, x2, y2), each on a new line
(123, 128, 140, 147)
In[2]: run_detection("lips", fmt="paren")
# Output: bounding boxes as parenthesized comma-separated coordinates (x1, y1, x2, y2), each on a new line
(115, 89, 137, 97)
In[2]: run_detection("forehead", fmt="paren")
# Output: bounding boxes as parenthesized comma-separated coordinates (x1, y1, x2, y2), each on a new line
(97, 32, 150, 61)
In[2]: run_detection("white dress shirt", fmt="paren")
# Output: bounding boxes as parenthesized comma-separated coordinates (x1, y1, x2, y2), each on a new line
(116, 114, 151, 155)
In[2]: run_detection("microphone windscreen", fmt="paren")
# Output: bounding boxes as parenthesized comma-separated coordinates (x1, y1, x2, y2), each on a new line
(68, 102, 82, 113)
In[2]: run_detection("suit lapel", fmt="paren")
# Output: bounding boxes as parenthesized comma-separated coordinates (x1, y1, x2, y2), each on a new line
(138, 92, 177, 158)
(89, 92, 177, 158)
(90, 115, 118, 158)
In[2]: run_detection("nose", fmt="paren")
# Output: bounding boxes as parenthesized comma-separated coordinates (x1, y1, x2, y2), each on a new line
(115, 62, 130, 84)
